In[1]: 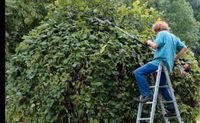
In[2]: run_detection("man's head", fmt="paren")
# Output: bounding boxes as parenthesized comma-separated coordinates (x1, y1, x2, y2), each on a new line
(152, 21, 169, 33)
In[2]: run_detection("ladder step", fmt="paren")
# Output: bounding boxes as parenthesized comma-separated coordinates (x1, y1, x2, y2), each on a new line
(161, 100, 175, 103)
(138, 101, 153, 104)
(150, 86, 155, 88)
(145, 101, 153, 104)
(150, 85, 171, 88)
(142, 101, 153, 104)
(165, 115, 178, 119)
(138, 118, 150, 121)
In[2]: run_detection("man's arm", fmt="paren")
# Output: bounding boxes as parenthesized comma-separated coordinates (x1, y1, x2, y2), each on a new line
(174, 47, 188, 61)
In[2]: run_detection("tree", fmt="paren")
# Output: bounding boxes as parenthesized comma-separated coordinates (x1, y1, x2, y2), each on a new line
(187, 0, 200, 21)
(187, 0, 200, 64)
(5, 0, 53, 55)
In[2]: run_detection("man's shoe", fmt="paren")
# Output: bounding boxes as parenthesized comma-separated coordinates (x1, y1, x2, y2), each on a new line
(164, 110, 176, 117)
(139, 95, 153, 103)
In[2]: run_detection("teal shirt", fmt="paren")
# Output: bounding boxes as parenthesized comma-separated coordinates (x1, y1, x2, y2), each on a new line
(150, 30, 186, 73)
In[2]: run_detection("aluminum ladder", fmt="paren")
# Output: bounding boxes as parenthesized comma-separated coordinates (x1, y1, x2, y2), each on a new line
(136, 62, 184, 123)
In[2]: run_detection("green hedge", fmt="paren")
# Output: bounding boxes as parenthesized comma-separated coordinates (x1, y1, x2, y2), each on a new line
(6, 0, 200, 122)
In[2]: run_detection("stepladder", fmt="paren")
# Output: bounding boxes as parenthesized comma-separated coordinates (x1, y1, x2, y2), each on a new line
(136, 62, 184, 123)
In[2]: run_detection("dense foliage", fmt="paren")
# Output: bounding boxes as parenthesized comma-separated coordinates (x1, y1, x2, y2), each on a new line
(187, 0, 200, 65)
(6, 0, 200, 122)
(150, 0, 200, 65)
(5, 0, 53, 56)
(187, 0, 200, 22)
(122, 0, 200, 65)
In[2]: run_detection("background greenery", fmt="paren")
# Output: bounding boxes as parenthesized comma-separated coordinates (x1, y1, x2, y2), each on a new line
(6, 0, 200, 122)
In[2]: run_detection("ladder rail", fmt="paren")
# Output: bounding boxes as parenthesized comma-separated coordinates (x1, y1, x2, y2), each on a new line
(136, 96, 143, 123)
(152, 69, 170, 123)
(158, 95, 170, 123)
(163, 65, 184, 123)
(149, 64, 162, 123)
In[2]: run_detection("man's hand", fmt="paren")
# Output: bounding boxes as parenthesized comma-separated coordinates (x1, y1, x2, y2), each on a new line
(146, 40, 152, 45)
(147, 40, 157, 49)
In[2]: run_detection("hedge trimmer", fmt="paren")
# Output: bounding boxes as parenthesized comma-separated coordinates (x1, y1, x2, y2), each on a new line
(91, 18, 155, 51)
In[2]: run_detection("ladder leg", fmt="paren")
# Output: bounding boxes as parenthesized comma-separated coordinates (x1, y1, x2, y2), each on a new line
(149, 65, 162, 123)
(136, 96, 143, 123)
(163, 66, 184, 123)
(151, 71, 170, 123)
(158, 95, 170, 123)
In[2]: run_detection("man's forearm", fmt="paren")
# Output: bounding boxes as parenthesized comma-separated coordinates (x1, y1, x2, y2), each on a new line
(175, 47, 188, 61)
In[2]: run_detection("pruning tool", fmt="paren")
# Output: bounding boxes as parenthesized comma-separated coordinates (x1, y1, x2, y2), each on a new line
(91, 18, 154, 51)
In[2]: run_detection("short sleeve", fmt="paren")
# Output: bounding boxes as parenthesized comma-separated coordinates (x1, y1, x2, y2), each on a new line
(154, 32, 165, 48)
(176, 38, 185, 51)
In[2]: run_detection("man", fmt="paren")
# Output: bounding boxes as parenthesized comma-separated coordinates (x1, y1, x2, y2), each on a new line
(133, 21, 187, 117)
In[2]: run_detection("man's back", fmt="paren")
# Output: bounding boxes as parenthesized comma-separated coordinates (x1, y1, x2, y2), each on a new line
(151, 30, 185, 72)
